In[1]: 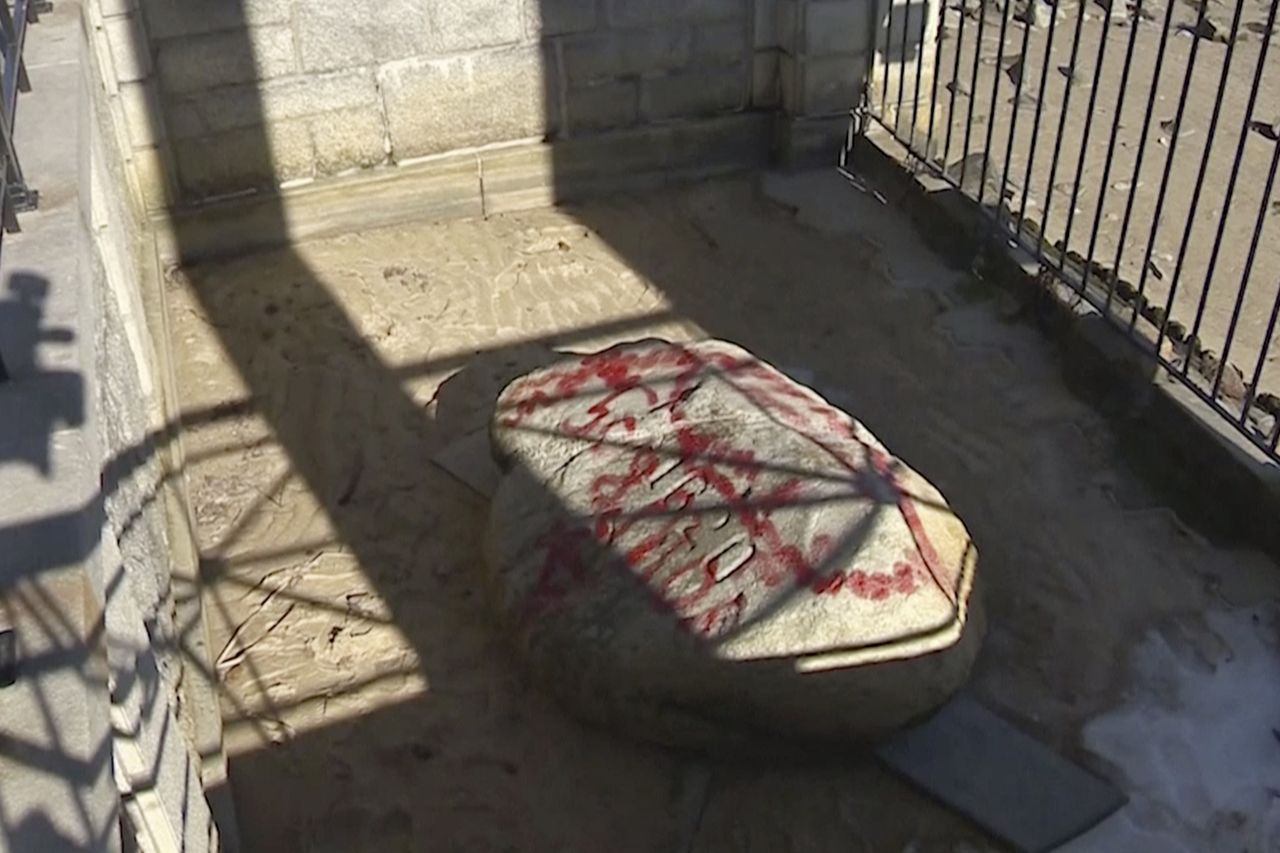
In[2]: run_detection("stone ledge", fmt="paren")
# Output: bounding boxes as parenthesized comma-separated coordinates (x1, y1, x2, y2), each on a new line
(850, 123, 1280, 565)
(161, 114, 775, 265)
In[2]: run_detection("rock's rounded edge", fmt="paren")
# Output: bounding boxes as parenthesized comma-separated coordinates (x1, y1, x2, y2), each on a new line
(482, 338, 985, 751)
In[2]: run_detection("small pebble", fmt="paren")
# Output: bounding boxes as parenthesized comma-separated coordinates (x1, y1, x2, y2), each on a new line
(1005, 54, 1026, 85)
(1215, 363, 1248, 400)
(1249, 119, 1280, 141)
(1057, 64, 1090, 85)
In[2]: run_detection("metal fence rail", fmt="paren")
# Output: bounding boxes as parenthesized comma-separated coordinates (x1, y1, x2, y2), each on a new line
(856, 0, 1280, 462)
(0, 0, 47, 382)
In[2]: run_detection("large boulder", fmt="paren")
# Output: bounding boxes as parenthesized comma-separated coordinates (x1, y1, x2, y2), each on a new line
(485, 339, 983, 749)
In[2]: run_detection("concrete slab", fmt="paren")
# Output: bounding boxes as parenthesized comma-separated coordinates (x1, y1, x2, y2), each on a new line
(876, 696, 1126, 852)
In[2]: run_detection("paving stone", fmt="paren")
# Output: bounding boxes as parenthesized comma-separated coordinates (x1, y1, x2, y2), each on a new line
(876, 696, 1126, 852)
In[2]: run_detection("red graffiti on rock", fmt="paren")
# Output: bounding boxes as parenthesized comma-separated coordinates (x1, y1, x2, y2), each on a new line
(500, 343, 947, 639)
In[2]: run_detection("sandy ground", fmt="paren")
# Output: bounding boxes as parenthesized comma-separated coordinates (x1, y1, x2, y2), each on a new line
(904, 0, 1280, 412)
(165, 171, 1280, 851)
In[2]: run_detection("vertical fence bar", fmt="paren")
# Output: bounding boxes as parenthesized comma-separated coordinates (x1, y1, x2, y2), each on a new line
(1243, 287, 1280, 427)
(0, 0, 24, 203)
(1016, 1, 1064, 247)
(942, 0, 969, 167)
(957, 0, 988, 189)
(12, 0, 30, 95)
(0, 104, 24, 210)
(908, 0, 932, 148)
(1127, 0, 1210, 333)
(856, 0, 880, 159)
(1220, 137, 1280, 405)
(976, 0, 1013, 208)
(924, 0, 948, 159)
(998, 13, 1035, 227)
(1096, 0, 1177, 312)
(0, 2, 16, 99)
(1183, 0, 1276, 382)
(0, 0, 41, 379)
(1061, 3, 1128, 283)
(895, 0, 913, 135)
(0, 0, 29, 120)
(880, 0, 895, 115)
(1033, 0, 1089, 267)
(1150, 0, 1246, 358)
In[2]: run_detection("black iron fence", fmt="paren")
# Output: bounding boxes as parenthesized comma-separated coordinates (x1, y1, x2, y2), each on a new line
(0, 0, 47, 382)
(855, 0, 1280, 461)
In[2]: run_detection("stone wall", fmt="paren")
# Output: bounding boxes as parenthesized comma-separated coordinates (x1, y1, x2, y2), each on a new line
(83, 3, 234, 848)
(89, 0, 896, 206)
